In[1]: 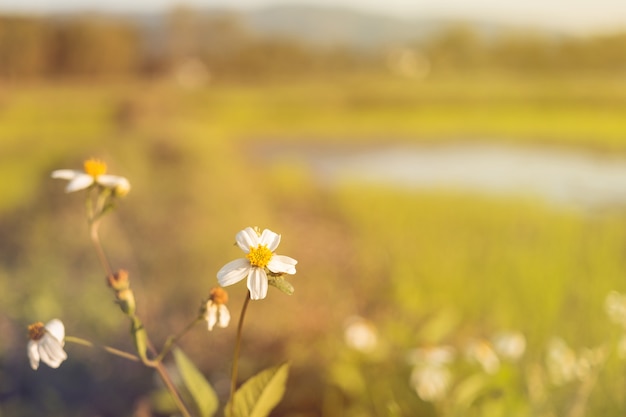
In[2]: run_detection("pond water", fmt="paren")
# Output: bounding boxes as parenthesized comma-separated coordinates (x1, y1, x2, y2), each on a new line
(259, 143, 626, 210)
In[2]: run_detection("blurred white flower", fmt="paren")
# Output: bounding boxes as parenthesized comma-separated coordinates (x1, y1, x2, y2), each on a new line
(52, 158, 130, 194)
(217, 227, 297, 300)
(575, 347, 606, 380)
(492, 331, 526, 362)
(546, 337, 579, 385)
(27, 319, 68, 370)
(407, 345, 456, 367)
(410, 364, 453, 402)
(465, 339, 500, 374)
(605, 291, 626, 328)
(204, 287, 231, 331)
(408, 345, 455, 402)
(344, 316, 378, 353)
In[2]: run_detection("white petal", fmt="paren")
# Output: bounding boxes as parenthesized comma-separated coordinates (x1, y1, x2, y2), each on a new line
(236, 227, 259, 252)
(267, 255, 297, 275)
(260, 229, 281, 251)
(27, 340, 40, 370)
(247, 267, 268, 300)
(45, 319, 65, 343)
(38, 336, 67, 368)
(51, 169, 80, 180)
(217, 258, 250, 287)
(65, 174, 94, 192)
(206, 303, 218, 331)
(97, 175, 129, 189)
(218, 305, 231, 328)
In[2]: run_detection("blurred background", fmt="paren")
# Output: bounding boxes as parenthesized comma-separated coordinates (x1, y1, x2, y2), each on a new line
(3, 0, 626, 416)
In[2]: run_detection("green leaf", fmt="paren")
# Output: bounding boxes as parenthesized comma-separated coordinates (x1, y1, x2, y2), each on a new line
(226, 363, 290, 417)
(173, 347, 219, 417)
(149, 388, 178, 415)
(268, 277, 295, 295)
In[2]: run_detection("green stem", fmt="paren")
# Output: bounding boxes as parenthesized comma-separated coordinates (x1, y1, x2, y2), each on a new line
(230, 291, 252, 416)
(154, 361, 193, 417)
(89, 219, 113, 278)
(65, 336, 140, 362)
(87, 204, 193, 417)
(155, 316, 203, 362)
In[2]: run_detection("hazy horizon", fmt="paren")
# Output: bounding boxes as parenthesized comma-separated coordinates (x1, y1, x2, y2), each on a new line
(2, 0, 626, 34)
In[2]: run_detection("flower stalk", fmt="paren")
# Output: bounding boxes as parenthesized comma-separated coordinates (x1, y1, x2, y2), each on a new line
(65, 336, 140, 362)
(230, 290, 252, 417)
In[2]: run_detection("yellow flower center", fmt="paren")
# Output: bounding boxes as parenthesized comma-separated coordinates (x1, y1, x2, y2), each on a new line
(246, 244, 273, 268)
(84, 158, 107, 178)
(28, 322, 45, 341)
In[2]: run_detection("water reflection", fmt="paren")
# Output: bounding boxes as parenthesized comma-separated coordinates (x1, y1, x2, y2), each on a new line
(260, 143, 626, 209)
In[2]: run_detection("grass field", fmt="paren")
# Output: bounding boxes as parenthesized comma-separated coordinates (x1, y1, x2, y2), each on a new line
(2, 72, 626, 416)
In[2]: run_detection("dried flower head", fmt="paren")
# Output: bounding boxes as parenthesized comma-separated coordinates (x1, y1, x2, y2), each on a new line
(203, 287, 231, 331)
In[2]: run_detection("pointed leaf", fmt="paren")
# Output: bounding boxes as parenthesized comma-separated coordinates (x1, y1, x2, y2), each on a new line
(173, 347, 219, 417)
(268, 277, 295, 296)
(226, 363, 290, 417)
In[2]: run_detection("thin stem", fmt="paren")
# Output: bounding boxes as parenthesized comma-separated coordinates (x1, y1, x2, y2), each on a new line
(230, 291, 252, 415)
(154, 362, 193, 417)
(155, 316, 203, 362)
(65, 336, 140, 362)
(86, 202, 192, 417)
(89, 220, 113, 278)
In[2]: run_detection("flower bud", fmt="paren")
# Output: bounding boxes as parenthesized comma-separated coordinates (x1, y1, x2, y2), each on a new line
(116, 288, 136, 315)
(113, 177, 131, 197)
(107, 269, 130, 291)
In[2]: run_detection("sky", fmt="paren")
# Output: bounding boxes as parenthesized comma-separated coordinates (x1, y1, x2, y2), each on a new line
(1, 0, 626, 33)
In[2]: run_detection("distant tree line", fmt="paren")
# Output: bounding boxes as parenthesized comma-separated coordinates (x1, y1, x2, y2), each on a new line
(2, 11, 626, 81)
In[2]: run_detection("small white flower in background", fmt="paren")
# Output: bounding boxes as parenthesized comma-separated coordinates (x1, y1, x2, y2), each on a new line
(492, 331, 526, 362)
(27, 319, 68, 370)
(407, 345, 456, 368)
(465, 339, 500, 374)
(575, 346, 606, 380)
(408, 345, 455, 402)
(605, 291, 626, 328)
(344, 316, 378, 353)
(546, 337, 579, 385)
(410, 364, 453, 402)
(217, 227, 297, 300)
(52, 158, 131, 194)
(204, 287, 231, 331)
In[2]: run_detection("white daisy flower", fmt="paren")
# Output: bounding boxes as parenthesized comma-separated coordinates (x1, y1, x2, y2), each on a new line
(410, 364, 453, 402)
(344, 316, 378, 353)
(52, 158, 130, 194)
(546, 337, 579, 385)
(204, 287, 231, 331)
(27, 319, 68, 370)
(217, 227, 297, 300)
(492, 331, 526, 362)
(465, 339, 500, 374)
(407, 345, 456, 367)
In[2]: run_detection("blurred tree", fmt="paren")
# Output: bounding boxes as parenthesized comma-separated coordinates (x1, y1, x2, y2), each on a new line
(51, 16, 140, 78)
(425, 25, 486, 73)
(0, 17, 50, 79)
(491, 32, 558, 72)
